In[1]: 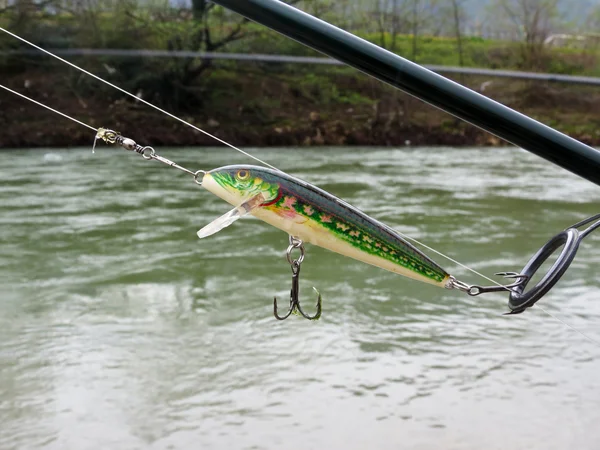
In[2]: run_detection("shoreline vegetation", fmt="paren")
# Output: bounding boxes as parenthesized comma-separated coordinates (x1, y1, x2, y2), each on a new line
(1, 2, 599, 148)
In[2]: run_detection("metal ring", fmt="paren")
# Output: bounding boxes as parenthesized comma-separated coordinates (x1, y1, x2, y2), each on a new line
(468, 286, 482, 296)
(287, 242, 305, 265)
(507, 228, 581, 313)
(289, 236, 303, 248)
(193, 170, 206, 186)
(141, 146, 155, 160)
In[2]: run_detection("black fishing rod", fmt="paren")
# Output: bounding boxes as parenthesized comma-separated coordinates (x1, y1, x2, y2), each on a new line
(212, 0, 600, 314)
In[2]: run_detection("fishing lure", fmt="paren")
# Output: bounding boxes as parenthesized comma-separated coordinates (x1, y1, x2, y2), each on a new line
(201, 163, 456, 320)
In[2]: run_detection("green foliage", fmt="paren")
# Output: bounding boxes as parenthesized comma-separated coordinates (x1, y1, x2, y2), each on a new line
(1, 2, 598, 112)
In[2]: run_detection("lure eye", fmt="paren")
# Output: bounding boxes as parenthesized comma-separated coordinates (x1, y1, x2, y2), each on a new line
(236, 169, 250, 181)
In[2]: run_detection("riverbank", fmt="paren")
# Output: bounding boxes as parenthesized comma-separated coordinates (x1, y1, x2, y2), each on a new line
(2, 66, 599, 148)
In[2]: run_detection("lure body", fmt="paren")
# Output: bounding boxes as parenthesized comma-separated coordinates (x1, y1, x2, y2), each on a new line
(202, 165, 450, 288)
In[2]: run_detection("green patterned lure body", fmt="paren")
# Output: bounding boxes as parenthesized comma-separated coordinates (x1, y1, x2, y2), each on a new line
(202, 165, 451, 288)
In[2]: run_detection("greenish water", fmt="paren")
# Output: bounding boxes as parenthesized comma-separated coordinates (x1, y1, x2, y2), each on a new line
(1, 146, 600, 450)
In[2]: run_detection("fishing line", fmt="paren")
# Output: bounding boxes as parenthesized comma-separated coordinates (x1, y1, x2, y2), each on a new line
(396, 232, 504, 288)
(2, 29, 597, 345)
(0, 27, 280, 172)
(0, 84, 96, 132)
(535, 305, 600, 346)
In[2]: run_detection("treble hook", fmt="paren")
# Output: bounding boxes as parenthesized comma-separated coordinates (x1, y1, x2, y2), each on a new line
(273, 236, 322, 320)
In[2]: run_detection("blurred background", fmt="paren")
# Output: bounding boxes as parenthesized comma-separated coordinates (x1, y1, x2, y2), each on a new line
(1, 1, 600, 450)
(0, 0, 599, 147)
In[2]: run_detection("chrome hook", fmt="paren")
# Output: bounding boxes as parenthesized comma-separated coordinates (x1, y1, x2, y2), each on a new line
(273, 236, 322, 321)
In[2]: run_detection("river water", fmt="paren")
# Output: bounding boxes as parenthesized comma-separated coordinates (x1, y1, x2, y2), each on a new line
(1, 146, 599, 450)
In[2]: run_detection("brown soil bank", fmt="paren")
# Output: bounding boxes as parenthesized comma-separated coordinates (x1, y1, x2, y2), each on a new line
(1, 66, 599, 148)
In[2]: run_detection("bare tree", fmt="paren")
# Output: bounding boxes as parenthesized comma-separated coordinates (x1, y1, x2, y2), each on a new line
(373, 0, 391, 49)
(408, 0, 440, 62)
(389, 0, 411, 51)
(450, 0, 466, 66)
(581, 5, 600, 58)
(585, 5, 600, 34)
(181, 0, 307, 82)
(1, 0, 61, 33)
(489, 0, 559, 69)
(175, 0, 250, 84)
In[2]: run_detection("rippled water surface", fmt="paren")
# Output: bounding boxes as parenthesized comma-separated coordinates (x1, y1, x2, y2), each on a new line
(1, 146, 600, 450)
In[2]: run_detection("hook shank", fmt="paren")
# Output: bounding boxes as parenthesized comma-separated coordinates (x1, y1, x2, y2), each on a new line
(274, 236, 322, 321)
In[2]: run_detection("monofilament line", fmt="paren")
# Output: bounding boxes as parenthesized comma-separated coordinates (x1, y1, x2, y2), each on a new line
(396, 231, 506, 289)
(0, 84, 96, 132)
(0, 26, 280, 172)
(535, 304, 600, 346)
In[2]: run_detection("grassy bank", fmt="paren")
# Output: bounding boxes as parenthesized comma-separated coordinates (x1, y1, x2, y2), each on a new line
(2, 62, 599, 148)
(1, 9, 599, 148)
